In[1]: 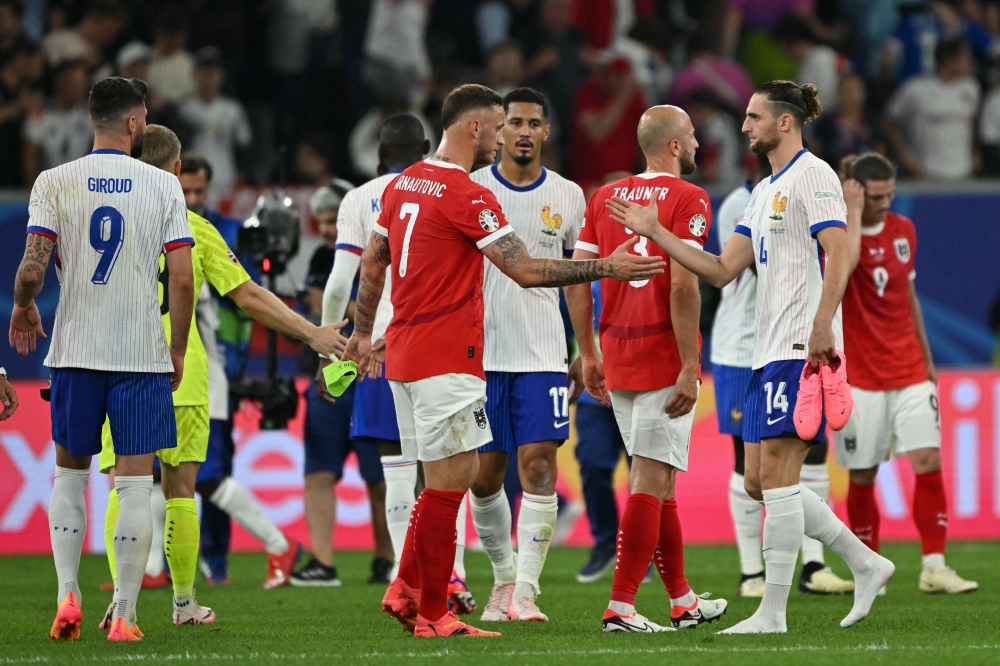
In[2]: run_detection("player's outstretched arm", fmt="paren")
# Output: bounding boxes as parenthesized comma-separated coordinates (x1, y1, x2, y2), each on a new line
(165, 246, 195, 390)
(9, 232, 53, 355)
(605, 189, 753, 288)
(483, 232, 665, 288)
(564, 249, 611, 406)
(809, 226, 851, 366)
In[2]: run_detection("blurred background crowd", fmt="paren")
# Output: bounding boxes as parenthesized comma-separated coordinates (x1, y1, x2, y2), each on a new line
(3, 0, 1000, 201)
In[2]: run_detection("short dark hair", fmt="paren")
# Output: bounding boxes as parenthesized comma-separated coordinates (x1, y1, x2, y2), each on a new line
(89, 77, 147, 132)
(380, 113, 426, 146)
(935, 36, 969, 69)
(840, 152, 896, 184)
(756, 79, 822, 126)
(441, 84, 503, 130)
(180, 152, 213, 181)
(503, 87, 548, 119)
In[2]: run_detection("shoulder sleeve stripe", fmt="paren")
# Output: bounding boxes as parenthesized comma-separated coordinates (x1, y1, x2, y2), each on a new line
(26, 225, 57, 240)
(373, 223, 388, 237)
(165, 237, 196, 251)
(476, 224, 514, 250)
(335, 243, 364, 255)
(734, 224, 752, 238)
(575, 241, 600, 254)
(809, 220, 846, 237)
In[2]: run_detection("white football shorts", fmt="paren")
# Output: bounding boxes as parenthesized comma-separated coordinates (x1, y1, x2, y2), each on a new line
(390, 373, 493, 462)
(610, 384, 698, 472)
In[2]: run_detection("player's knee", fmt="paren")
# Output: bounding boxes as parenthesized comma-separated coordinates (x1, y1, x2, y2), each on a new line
(521, 455, 556, 495)
(743, 475, 763, 501)
(909, 447, 941, 474)
(849, 467, 878, 486)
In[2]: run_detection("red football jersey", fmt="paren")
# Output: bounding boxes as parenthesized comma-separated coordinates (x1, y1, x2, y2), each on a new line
(576, 173, 712, 391)
(375, 160, 512, 382)
(842, 212, 928, 391)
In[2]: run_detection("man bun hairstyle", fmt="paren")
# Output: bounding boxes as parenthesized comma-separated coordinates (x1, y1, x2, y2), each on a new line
(180, 153, 213, 181)
(503, 87, 548, 119)
(756, 80, 823, 127)
(138, 124, 181, 170)
(441, 83, 503, 129)
(840, 152, 896, 184)
(89, 76, 147, 132)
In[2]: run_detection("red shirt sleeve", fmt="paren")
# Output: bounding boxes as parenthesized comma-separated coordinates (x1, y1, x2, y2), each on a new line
(452, 184, 512, 249)
(576, 188, 603, 254)
(670, 186, 713, 247)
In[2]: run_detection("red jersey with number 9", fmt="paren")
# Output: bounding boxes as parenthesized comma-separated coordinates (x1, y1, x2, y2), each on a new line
(374, 159, 512, 382)
(841, 211, 927, 391)
(576, 173, 712, 391)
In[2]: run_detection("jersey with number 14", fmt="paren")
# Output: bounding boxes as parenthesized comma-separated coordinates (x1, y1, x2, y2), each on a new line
(374, 159, 513, 383)
(26, 149, 192, 373)
(735, 149, 846, 370)
(577, 172, 712, 391)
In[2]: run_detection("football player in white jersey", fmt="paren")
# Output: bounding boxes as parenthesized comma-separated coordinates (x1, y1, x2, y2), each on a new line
(714, 154, 852, 598)
(469, 87, 586, 623)
(9, 77, 195, 641)
(607, 80, 893, 634)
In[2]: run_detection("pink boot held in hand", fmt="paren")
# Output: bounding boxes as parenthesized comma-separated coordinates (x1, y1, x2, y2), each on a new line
(821, 349, 852, 431)
(793, 360, 823, 441)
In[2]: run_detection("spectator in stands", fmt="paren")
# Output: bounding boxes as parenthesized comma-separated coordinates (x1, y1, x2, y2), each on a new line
(116, 40, 186, 141)
(0, 44, 40, 186)
(362, 0, 431, 106)
(979, 79, 1000, 176)
(488, 40, 525, 98)
(22, 60, 91, 184)
(148, 4, 195, 105)
(40, 0, 122, 78)
(773, 13, 847, 111)
(812, 72, 883, 169)
(720, 0, 835, 58)
(568, 53, 647, 193)
(686, 88, 744, 190)
(293, 136, 337, 188)
(179, 47, 252, 203)
(885, 37, 980, 179)
(0, 0, 33, 62)
(666, 38, 754, 116)
(349, 100, 435, 180)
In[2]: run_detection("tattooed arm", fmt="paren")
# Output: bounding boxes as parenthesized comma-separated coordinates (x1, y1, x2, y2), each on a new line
(341, 231, 391, 373)
(9, 232, 54, 354)
(482, 231, 666, 288)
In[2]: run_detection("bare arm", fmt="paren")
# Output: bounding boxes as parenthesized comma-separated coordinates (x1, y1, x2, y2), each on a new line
(482, 231, 665, 288)
(165, 246, 194, 390)
(909, 279, 937, 383)
(842, 179, 864, 271)
(808, 227, 851, 365)
(564, 248, 611, 406)
(9, 232, 54, 354)
(341, 231, 391, 375)
(666, 259, 700, 418)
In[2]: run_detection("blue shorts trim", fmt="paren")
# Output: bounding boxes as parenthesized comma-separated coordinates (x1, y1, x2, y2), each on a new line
(480, 371, 569, 454)
(303, 384, 383, 482)
(713, 364, 753, 437)
(197, 419, 227, 483)
(350, 373, 400, 442)
(51, 368, 175, 458)
(742, 360, 826, 444)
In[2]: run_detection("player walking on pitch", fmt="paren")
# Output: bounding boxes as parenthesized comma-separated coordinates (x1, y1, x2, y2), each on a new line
(607, 81, 894, 634)
(567, 105, 728, 633)
(10, 78, 195, 641)
(469, 87, 587, 623)
(343, 83, 665, 638)
(835, 152, 977, 595)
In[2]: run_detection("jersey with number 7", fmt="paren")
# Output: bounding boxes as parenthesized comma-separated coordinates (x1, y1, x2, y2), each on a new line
(373, 159, 512, 383)
(25, 149, 192, 373)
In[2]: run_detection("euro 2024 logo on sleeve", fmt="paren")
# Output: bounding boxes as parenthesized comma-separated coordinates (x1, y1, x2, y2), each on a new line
(689, 213, 707, 237)
(479, 209, 500, 233)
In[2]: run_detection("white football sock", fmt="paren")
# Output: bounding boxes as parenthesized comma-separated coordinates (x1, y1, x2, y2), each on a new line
(799, 463, 829, 565)
(49, 466, 90, 604)
(922, 553, 945, 568)
(514, 492, 557, 598)
(608, 600, 635, 615)
(145, 482, 166, 578)
(800, 485, 873, 571)
(454, 492, 468, 578)
(728, 472, 763, 576)
(381, 456, 417, 564)
(210, 477, 287, 555)
(113, 475, 153, 627)
(471, 488, 516, 585)
(758, 486, 804, 626)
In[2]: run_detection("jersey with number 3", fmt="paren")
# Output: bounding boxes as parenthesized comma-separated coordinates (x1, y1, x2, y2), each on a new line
(374, 159, 513, 383)
(842, 212, 926, 391)
(735, 149, 846, 370)
(576, 172, 712, 391)
(26, 150, 192, 373)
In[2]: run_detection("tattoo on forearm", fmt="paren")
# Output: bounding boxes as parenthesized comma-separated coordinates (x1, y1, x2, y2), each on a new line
(355, 234, 389, 336)
(490, 232, 625, 287)
(16, 234, 54, 295)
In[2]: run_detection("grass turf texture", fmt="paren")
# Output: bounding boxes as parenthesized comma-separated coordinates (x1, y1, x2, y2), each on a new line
(2, 544, 997, 665)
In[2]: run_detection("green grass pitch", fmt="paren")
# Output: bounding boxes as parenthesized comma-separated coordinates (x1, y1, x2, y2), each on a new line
(3, 543, 997, 665)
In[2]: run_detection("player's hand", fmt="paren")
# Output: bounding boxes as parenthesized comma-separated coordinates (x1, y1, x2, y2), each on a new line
(607, 237, 666, 282)
(807, 321, 837, 367)
(308, 319, 349, 359)
(367, 337, 387, 381)
(581, 355, 611, 407)
(843, 178, 864, 213)
(315, 357, 337, 405)
(9, 301, 46, 355)
(567, 356, 585, 405)
(342, 332, 373, 379)
(0, 376, 19, 421)
(605, 188, 663, 238)
(665, 366, 698, 419)
(170, 351, 184, 392)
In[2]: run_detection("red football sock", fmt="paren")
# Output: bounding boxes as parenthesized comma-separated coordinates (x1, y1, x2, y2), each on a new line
(913, 471, 947, 556)
(847, 481, 880, 554)
(413, 488, 464, 622)
(397, 494, 422, 590)
(610, 493, 661, 605)
(656, 499, 691, 599)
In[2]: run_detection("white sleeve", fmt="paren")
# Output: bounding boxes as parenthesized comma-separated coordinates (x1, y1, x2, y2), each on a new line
(163, 178, 193, 249)
(562, 185, 585, 256)
(886, 81, 916, 121)
(980, 92, 1000, 143)
(26, 171, 58, 238)
(716, 190, 743, 249)
(798, 166, 847, 237)
(334, 189, 368, 251)
(321, 249, 362, 326)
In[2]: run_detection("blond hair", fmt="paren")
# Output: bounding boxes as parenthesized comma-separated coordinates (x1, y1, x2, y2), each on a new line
(139, 124, 181, 171)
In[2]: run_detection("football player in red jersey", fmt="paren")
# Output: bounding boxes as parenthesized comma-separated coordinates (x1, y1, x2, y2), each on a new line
(567, 105, 728, 633)
(835, 152, 977, 594)
(342, 84, 666, 638)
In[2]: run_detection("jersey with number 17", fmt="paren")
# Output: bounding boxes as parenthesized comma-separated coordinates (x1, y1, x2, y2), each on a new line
(374, 159, 513, 383)
(26, 149, 192, 373)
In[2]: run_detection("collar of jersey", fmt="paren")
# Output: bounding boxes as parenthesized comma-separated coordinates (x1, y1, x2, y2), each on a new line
(769, 148, 808, 183)
(491, 163, 547, 191)
(861, 220, 885, 236)
(635, 171, 675, 179)
(424, 158, 465, 171)
(91, 149, 127, 156)
(743, 180, 752, 192)
(389, 169, 404, 174)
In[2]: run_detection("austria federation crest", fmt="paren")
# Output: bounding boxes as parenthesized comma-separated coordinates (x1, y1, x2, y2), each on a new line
(894, 238, 910, 263)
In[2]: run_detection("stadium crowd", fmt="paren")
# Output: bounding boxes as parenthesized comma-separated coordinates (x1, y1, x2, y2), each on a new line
(3, 0, 1000, 199)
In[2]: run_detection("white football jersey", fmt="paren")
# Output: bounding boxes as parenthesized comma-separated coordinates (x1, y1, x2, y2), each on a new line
(736, 150, 846, 369)
(710, 182, 756, 368)
(335, 172, 397, 340)
(472, 165, 584, 373)
(27, 150, 192, 373)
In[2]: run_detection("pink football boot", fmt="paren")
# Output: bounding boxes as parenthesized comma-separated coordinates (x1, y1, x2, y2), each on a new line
(821, 349, 853, 431)
(793, 360, 823, 441)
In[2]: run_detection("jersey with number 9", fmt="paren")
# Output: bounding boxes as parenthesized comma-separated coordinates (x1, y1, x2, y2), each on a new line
(373, 159, 512, 383)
